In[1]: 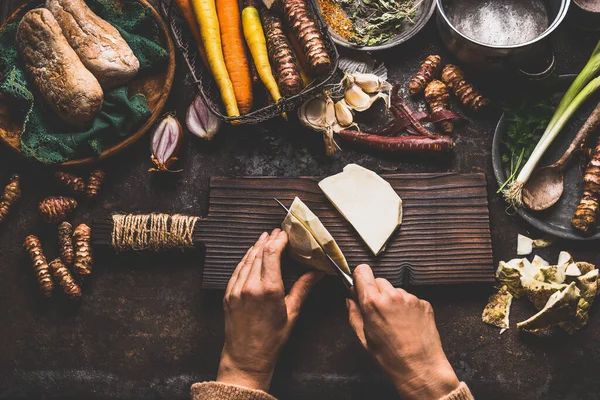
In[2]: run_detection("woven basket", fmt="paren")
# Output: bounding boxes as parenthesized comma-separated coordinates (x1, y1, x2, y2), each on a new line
(160, 0, 339, 124)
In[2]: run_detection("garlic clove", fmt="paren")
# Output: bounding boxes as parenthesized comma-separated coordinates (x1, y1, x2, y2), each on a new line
(150, 114, 183, 172)
(298, 95, 329, 131)
(325, 96, 337, 127)
(345, 83, 372, 111)
(186, 95, 221, 140)
(353, 73, 382, 93)
(334, 100, 354, 127)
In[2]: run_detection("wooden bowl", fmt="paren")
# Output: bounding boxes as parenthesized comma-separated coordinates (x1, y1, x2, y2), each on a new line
(0, 0, 175, 167)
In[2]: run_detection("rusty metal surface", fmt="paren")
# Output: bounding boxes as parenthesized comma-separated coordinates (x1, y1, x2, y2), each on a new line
(1, 1, 600, 399)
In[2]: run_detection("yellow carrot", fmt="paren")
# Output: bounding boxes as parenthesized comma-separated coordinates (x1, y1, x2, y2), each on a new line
(242, 4, 282, 104)
(191, 0, 240, 118)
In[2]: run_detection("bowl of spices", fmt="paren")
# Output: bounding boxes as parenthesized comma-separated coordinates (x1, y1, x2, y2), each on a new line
(315, 0, 436, 51)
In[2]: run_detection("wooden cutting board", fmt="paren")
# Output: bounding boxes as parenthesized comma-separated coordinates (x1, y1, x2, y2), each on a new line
(198, 173, 494, 289)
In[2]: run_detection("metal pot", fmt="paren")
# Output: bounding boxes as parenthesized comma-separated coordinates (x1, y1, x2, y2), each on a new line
(436, 0, 571, 78)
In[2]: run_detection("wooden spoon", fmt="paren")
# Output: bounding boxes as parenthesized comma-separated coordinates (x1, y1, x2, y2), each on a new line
(523, 102, 600, 211)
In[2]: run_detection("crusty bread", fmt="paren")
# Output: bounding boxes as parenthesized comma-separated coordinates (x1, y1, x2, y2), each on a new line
(46, 0, 140, 89)
(17, 8, 104, 127)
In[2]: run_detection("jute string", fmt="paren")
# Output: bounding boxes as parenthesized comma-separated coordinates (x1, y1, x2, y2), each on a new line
(111, 213, 199, 252)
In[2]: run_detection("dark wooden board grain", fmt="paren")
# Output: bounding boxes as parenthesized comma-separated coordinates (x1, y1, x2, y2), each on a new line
(198, 173, 494, 289)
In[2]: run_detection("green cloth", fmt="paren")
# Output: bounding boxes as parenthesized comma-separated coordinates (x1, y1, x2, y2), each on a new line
(0, 0, 169, 164)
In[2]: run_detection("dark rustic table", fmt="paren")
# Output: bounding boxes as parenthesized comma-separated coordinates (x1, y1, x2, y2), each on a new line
(1, 2, 600, 399)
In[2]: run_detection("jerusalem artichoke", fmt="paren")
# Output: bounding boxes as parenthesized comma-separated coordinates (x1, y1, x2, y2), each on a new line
(409, 55, 441, 95)
(261, 10, 303, 96)
(0, 174, 20, 224)
(24, 235, 54, 297)
(86, 169, 105, 199)
(424, 80, 453, 134)
(58, 221, 75, 266)
(39, 196, 77, 223)
(55, 172, 86, 195)
(441, 64, 489, 112)
(281, 0, 331, 75)
(572, 137, 600, 234)
(73, 223, 93, 278)
(49, 258, 81, 299)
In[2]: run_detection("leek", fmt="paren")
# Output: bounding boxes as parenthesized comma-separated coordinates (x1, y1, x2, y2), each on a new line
(504, 40, 600, 207)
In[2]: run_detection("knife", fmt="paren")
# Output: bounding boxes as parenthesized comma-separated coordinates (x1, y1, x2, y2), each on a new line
(274, 198, 355, 294)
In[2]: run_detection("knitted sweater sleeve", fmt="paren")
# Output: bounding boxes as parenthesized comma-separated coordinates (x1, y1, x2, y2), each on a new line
(191, 382, 277, 400)
(190, 381, 474, 400)
(440, 382, 474, 400)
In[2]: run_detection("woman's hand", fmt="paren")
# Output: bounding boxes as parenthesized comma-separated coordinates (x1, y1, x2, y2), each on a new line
(346, 264, 460, 400)
(217, 229, 324, 392)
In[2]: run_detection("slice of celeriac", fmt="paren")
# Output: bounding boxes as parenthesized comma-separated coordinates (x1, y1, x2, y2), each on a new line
(482, 285, 513, 331)
(281, 197, 350, 275)
(318, 164, 402, 255)
(517, 282, 580, 332)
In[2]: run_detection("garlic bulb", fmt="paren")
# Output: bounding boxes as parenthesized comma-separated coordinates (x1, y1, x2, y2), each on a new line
(298, 93, 340, 155)
(186, 95, 221, 140)
(150, 114, 183, 172)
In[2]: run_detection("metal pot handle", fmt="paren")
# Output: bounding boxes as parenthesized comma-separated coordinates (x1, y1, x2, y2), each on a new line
(517, 49, 556, 81)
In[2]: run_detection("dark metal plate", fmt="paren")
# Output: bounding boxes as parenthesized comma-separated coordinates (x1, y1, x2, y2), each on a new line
(492, 74, 600, 241)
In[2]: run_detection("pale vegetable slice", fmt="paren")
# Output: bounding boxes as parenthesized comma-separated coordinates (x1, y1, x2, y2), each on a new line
(517, 234, 553, 255)
(318, 164, 402, 255)
(482, 285, 513, 330)
(281, 197, 350, 275)
(521, 276, 568, 310)
(517, 282, 580, 332)
(576, 269, 598, 303)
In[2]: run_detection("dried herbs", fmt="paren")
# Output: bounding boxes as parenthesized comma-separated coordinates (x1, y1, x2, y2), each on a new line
(338, 0, 416, 46)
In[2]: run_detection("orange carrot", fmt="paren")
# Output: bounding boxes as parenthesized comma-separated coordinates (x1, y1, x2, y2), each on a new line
(216, 0, 253, 114)
(174, 0, 209, 69)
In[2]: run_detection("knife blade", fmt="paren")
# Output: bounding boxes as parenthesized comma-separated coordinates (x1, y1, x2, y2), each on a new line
(274, 198, 355, 293)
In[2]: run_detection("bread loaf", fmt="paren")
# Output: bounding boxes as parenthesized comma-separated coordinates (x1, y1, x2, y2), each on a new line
(17, 8, 103, 127)
(46, 0, 140, 89)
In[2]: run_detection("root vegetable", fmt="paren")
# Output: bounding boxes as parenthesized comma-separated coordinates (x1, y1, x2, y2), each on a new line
(49, 258, 81, 299)
(191, 0, 240, 117)
(441, 64, 489, 112)
(39, 196, 77, 223)
(216, 0, 253, 114)
(58, 221, 75, 266)
(261, 10, 303, 96)
(242, 0, 282, 104)
(425, 79, 453, 134)
(24, 235, 54, 297)
(287, 31, 313, 86)
(86, 169, 105, 199)
(0, 174, 20, 224)
(73, 223, 93, 279)
(281, 0, 331, 75)
(55, 172, 86, 195)
(409, 55, 441, 95)
(572, 137, 600, 233)
(174, 0, 210, 69)
(337, 129, 454, 153)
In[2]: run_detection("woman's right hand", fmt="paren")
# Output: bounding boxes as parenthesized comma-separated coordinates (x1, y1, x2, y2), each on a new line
(346, 264, 460, 400)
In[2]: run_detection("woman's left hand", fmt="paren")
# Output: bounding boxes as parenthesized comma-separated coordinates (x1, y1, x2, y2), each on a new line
(217, 229, 324, 392)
